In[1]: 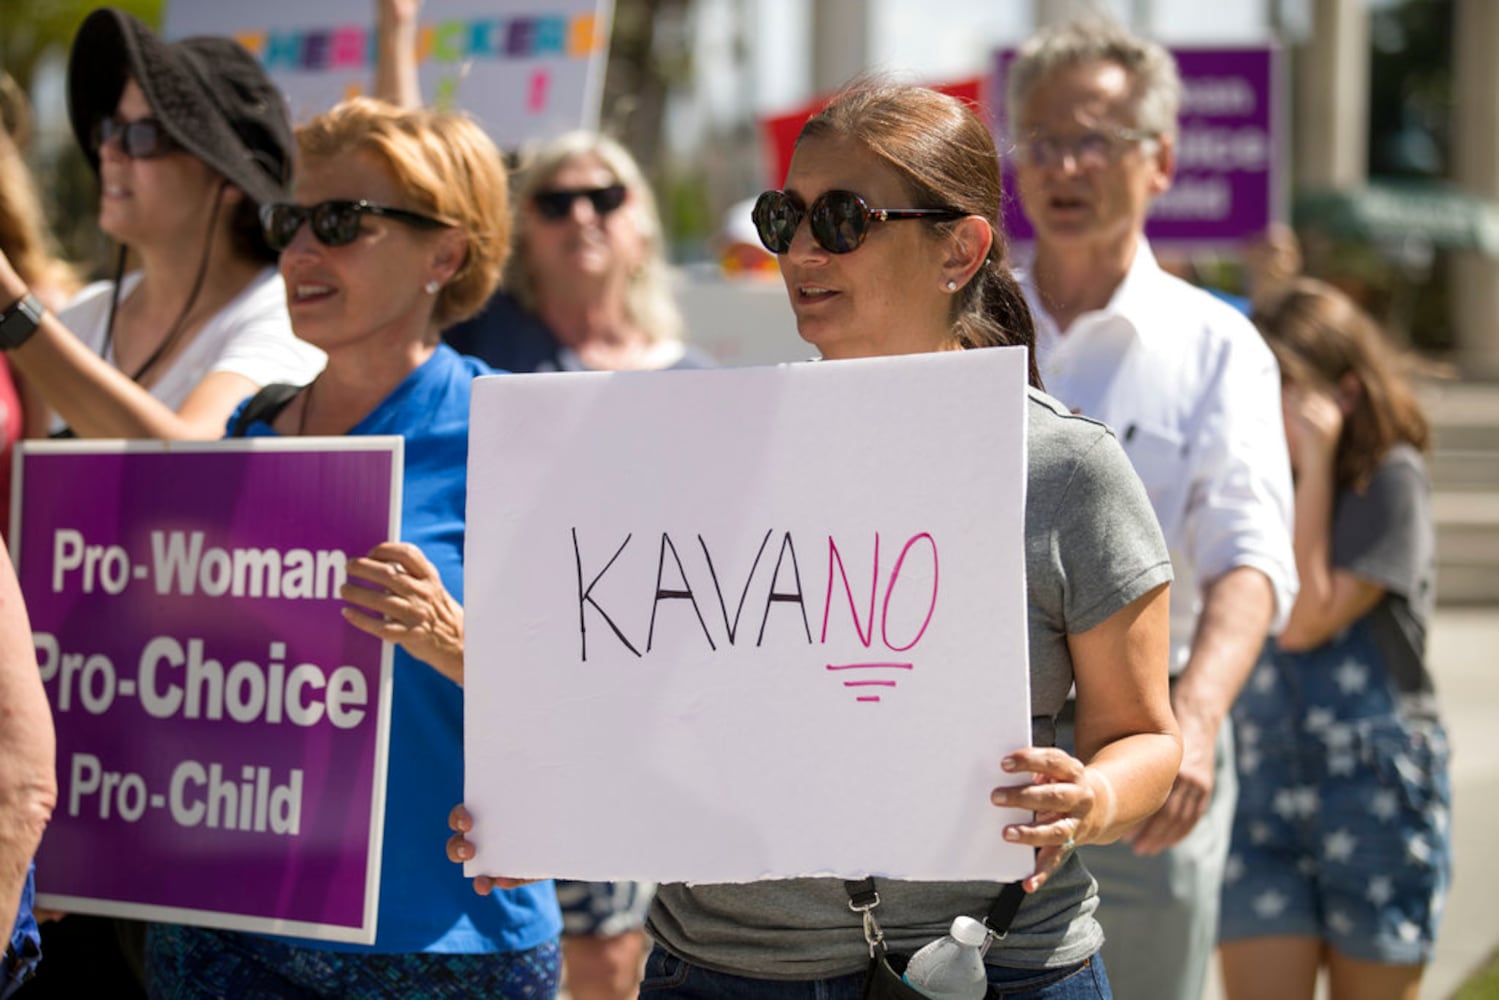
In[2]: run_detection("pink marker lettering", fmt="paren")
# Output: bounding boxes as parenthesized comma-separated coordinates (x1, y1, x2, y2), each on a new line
(821, 533, 878, 647)
(881, 532, 938, 652)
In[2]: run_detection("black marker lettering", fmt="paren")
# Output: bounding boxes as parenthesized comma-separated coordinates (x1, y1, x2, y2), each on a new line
(699, 529, 773, 646)
(757, 532, 812, 646)
(647, 533, 716, 653)
(573, 529, 641, 661)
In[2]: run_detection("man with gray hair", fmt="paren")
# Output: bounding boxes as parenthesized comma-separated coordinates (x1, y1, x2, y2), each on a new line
(1007, 18, 1297, 1000)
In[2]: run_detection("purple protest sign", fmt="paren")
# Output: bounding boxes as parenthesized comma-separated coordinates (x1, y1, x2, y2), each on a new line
(992, 45, 1281, 250)
(11, 438, 402, 944)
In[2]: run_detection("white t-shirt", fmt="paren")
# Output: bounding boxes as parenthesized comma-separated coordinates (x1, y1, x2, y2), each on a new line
(49, 268, 325, 434)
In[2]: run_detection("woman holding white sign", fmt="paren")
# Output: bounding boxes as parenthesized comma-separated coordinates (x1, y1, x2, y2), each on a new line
(448, 81, 1182, 998)
(141, 99, 562, 997)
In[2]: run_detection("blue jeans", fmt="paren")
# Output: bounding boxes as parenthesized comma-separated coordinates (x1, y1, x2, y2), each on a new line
(1, 861, 41, 999)
(144, 924, 560, 999)
(639, 946, 1112, 999)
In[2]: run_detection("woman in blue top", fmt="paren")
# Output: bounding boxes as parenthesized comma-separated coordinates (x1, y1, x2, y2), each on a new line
(142, 98, 561, 998)
(1219, 279, 1451, 1000)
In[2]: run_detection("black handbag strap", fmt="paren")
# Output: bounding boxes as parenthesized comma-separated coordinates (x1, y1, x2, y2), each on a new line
(54, 381, 301, 441)
(984, 880, 1026, 937)
(844, 877, 1027, 945)
(230, 382, 303, 437)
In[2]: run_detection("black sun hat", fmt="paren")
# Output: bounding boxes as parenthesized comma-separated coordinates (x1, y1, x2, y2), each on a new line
(66, 7, 293, 208)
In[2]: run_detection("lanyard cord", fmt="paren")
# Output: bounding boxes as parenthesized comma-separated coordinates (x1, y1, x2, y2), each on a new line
(99, 182, 226, 384)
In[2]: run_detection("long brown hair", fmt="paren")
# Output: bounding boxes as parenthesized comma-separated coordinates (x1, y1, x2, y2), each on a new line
(1253, 278, 1429, 491)
(0, 125, 79, 303)
(799, 80, 1042, 389)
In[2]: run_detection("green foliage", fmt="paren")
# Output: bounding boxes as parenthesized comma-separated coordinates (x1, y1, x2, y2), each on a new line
(0, 1, 162, 278)
(1455, 947, 1499, 1000)
(1292, 0, 1461, 354)
(658, 166, 713, 260)
(0, 0, 163, 93)
(1368, 0, 1452, 177)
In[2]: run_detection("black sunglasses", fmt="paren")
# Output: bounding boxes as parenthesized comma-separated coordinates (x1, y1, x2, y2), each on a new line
(259, 200, 451, 252)
(533, 184, 628, 221)
(752, 189, 963, 255)
(92, 115, 180, 159)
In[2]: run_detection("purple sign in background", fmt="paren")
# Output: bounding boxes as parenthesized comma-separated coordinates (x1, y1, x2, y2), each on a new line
(992, 46, 1280, 249)
(13, 441, 400, 942)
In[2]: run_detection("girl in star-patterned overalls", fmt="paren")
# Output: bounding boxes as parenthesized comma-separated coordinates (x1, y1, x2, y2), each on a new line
(1219, 279, 1452, 1000)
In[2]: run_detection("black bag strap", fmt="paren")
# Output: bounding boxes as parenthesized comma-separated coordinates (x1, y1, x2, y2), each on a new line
(984, 881, 1026, 937)
(230, 382, 303, 438)
(843, 877, 1027, 951)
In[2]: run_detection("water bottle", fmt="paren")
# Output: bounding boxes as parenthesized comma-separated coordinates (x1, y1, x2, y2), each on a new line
(901, 914, 990, 1000)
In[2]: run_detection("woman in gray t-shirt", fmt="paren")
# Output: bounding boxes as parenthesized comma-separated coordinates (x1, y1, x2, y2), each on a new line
(449, 82, 1180, 998)
(1220, 279, 1451, 1000)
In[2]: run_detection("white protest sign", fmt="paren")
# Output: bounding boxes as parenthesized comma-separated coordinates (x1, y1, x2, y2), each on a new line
(164, 0, 613, 149)
(464, 348, 1035, 884)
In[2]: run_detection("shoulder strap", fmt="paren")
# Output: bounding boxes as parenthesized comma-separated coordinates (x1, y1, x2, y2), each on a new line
(230, 382, 302, 438)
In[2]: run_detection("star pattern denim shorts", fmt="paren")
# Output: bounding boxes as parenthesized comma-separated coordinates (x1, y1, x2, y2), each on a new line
(1219, 625, 1451, 965)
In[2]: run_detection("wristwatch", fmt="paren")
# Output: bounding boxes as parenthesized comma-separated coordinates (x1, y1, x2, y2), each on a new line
(0, 292, 44, 351)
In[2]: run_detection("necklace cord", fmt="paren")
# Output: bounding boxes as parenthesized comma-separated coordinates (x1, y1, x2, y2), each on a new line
(99, 182, 227, 384)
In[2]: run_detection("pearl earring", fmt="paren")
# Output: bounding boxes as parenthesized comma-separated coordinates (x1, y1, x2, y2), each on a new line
(945, 280, 958, 292)
(424, 280, 441, 295)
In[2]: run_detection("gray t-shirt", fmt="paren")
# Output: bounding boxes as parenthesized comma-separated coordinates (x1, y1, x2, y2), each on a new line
(645, 389, 1174, 978)
(1331, 443, 1437, 711)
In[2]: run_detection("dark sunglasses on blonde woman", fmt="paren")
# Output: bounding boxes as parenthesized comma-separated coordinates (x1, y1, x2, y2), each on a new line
(752, 188, 963, 255)
(259, 200, 451, 252)
(532, 183, 628, 221)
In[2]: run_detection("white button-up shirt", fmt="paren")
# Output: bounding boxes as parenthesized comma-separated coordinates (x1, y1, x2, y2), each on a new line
(1022, 243, 1297, 672)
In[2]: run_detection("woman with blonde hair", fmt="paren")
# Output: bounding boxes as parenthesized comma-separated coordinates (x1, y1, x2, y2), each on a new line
(142, 97, 561, 998)
(444, 130, 710, 374)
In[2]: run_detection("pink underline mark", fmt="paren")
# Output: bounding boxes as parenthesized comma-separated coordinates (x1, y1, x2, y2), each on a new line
(843, 680, 897, 687)
(857, 696, 882, 703)
(826, 662, 914, 670)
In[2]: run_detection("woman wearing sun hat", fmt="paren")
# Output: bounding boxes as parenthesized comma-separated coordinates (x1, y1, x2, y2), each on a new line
(0, 7, 323, 440)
